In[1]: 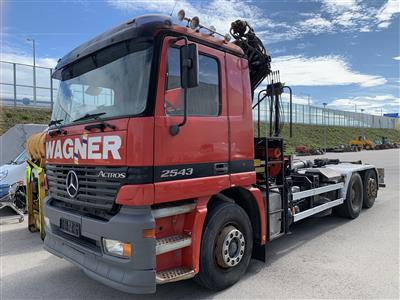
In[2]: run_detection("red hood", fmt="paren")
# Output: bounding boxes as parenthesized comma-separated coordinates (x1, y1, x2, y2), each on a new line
(45, 117, 154, 167)
(46, 119, 128, 166)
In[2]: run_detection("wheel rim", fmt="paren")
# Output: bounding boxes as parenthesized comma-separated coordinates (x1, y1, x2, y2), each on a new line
(215, 225, 245, 268)
(367, 177, 377, 199)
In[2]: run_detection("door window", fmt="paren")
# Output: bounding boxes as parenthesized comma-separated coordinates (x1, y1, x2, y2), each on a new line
(165, 47, 220, 116)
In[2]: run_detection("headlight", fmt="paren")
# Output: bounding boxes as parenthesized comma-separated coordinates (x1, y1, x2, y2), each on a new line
(0, 170, 8, 182)
(102, 238, 132, 258)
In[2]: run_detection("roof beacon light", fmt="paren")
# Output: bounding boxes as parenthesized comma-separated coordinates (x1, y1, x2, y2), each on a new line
(177, 9, 232, 43)
(209, 26, 216, 36)
(224, 33, 231, 43)
(177, 9, 186, 21)
(190, 16, 200, 29)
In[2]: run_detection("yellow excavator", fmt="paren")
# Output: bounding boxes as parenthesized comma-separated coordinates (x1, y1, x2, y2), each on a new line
(25, 132, 47, 240)
(349, 135, 375, 151)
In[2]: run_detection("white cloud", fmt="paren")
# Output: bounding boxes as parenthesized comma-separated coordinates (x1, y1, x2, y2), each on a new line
(298, 16, 333, 33)
(272, 55, 387, 87)
(329, 94, 400, 114)
(281, 94, 313, 105)
(322, 0, 359, 12)
(393, 56, 400, 60)
(376, 0, 400, 28)
(1, 50, 57, 68)
(318, 0, 399, 32)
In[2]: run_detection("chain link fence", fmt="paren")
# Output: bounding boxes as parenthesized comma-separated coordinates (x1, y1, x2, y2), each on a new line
(0, 60, 397, 129)
(0, 61, 57, 108)
(252, 101, 398, 129)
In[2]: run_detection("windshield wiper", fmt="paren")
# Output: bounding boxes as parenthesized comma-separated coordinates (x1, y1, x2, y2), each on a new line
(48, 119, 63, 127)
(48, 118, 68, 137)
(72, 112, 106, 123)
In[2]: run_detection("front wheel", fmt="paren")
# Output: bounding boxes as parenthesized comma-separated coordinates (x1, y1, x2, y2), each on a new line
(195, 201, 253, 291)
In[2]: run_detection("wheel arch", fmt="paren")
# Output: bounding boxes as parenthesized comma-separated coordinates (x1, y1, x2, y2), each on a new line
(207, 186, 265, 247)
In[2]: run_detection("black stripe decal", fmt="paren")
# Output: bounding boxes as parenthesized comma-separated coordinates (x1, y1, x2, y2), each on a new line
(230, 160, 255, 173)
(154, 160, 254, 182)
(58, 160, 255, 185)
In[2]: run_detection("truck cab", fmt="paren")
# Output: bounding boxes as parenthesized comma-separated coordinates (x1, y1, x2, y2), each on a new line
(43, 14, 383, 294)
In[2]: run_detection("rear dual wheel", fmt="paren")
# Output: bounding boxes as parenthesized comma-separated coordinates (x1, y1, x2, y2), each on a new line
(334, 173, 363, 219)
(195, 201, 253, 291)
(363, 169, 377, 208)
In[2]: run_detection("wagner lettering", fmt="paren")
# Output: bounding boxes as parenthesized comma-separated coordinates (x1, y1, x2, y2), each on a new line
(46, 136, 122, 160)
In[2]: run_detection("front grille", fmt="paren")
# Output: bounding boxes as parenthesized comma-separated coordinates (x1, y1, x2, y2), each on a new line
(47, 165, 125, 219)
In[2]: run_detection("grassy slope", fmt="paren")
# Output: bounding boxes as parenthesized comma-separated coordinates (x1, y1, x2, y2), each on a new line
(1, 107, 399, 152)
(0, 107, 52, 135)
(257, 122, 400, 154)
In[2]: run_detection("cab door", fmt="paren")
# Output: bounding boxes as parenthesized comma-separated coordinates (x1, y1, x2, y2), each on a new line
(153, 37, 230, 203)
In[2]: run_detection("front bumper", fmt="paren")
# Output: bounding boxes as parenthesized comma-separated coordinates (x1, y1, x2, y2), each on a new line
(44, 198, 156, 294)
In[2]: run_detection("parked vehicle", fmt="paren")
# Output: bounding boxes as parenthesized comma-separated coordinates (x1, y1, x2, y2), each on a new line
(42, 12, 385, 294)
(0, 150, 29, 219)
(349, 135, 375, 151)
(0, 150, 28, 186)
(374, 136, 395, 150)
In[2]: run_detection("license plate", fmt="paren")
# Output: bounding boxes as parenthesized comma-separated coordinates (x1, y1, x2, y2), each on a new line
(60, 218, 81, 237)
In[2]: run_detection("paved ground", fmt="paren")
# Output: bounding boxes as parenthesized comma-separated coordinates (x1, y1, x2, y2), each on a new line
(1, 149, 399, 299)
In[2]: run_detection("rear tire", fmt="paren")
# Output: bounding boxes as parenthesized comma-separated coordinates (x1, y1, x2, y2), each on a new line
(363, 169, 377, 208)
(334, 173, 363, 219)
(195, 201, 253, 291)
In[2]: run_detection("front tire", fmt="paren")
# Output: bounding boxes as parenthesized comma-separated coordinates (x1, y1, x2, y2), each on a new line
(334, 173, 363, 219)
(195, 201, 253, 291)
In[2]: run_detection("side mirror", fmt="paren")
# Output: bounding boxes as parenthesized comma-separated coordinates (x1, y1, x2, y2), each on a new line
(170, 38, 199, 137)
(180, 43, 199, 89)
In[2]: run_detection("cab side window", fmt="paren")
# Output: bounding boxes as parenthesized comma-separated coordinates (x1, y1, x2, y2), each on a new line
(165, 47, 220, 116)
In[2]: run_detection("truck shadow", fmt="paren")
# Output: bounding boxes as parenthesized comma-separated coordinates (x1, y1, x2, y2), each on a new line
(2, 214, 352, 299)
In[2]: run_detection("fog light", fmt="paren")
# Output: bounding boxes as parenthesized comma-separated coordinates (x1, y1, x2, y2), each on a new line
(102, 238, 132, 258)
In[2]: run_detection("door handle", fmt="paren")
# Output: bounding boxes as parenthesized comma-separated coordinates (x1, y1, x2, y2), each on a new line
(214, 163, 228, 175)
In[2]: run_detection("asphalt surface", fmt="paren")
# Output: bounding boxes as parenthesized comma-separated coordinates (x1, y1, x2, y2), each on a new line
(1, 149, 399, 299)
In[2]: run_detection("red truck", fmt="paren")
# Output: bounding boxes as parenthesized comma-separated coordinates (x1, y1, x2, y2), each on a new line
(43, 12, 384, 294)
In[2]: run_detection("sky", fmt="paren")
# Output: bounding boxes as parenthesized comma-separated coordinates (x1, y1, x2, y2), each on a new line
(1, 0, 399, 115)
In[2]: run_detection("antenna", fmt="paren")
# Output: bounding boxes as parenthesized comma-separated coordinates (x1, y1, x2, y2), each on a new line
(170, 0, 178, 17)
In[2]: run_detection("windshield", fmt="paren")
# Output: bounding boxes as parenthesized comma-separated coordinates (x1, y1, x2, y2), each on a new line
(51, 45, 153, 125)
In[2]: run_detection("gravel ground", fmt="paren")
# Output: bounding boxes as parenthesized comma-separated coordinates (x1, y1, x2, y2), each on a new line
(1, 149, 399, 299)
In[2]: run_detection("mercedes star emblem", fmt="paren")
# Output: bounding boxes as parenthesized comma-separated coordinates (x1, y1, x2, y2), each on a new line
(66, 170, 79, 198)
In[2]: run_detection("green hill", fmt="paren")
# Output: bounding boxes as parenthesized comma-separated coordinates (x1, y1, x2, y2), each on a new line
(1, 107, 52, 135)
(257, 122, 400, 154)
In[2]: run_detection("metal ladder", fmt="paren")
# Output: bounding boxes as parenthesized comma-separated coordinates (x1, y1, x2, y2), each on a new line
(152, 203, 196, 284)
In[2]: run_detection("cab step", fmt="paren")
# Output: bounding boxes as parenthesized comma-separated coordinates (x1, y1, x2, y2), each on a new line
(156, 234, 192, 255)
(156, 267, 195, 284)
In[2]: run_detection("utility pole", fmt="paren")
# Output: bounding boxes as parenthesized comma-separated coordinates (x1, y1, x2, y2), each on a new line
(27, 38, 36, 105)
(308, 94, 311, 125)
(354, 103, 357, 127)
(323, 103, 327, 152)
(361, 108, 365, 137)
